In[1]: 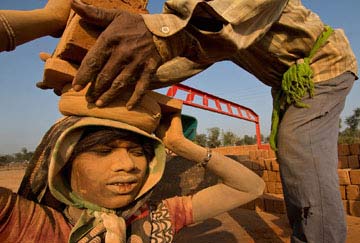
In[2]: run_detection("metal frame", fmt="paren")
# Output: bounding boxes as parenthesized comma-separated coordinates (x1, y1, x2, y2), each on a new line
(166, 83, 269, 149)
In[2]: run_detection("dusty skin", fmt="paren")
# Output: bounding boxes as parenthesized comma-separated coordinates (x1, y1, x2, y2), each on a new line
(1, 166, 359, 243)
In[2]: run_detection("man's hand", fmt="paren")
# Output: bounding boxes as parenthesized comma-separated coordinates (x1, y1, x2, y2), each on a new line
(71, 0, 162, 109)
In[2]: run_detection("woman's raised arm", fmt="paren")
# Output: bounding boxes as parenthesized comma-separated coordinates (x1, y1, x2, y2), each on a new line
(0, 0, 71, 52)
(157, 112, 265, 222)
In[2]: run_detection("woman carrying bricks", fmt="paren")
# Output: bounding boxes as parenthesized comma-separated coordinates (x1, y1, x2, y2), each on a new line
(0, 86, 264, 242)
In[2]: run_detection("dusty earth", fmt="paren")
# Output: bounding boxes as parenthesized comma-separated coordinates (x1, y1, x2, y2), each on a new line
(1, 168, 359, 242)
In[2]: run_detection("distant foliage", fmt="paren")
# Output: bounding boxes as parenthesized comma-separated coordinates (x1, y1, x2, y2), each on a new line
(194, 127, 268, 147)
(0, 147, 33, 164)
(339, 108, 360, 144)
(206, 127, 221, 148)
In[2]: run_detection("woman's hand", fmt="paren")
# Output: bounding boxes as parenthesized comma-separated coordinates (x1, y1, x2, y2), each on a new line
(156, 112, 185, 150)
(44, 0, 71, 37)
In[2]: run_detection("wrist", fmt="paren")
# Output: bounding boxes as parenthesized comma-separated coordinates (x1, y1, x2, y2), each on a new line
(0, 13, 16, 51)
(152, 31, 190, 63)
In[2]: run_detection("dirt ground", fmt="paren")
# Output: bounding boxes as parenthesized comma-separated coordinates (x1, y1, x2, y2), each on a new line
(1, 168, 359, 242)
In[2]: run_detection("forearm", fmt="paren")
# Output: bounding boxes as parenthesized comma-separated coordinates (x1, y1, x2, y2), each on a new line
(0, 0, 70, 52)
(167, 138, 265, 222)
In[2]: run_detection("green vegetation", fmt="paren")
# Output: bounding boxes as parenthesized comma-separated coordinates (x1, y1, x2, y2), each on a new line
(194, 127, 268, 148)
(0, 147, 33, 164)
(339, 108, 360, 144)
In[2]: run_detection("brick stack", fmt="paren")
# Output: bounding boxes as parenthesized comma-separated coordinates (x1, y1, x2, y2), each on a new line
(338, 143, 360, 217)
(228, 148, 287, 214)
(40, 0, 148, 91)
(152, 143, 360, 217)
(214, 143, 360, 217)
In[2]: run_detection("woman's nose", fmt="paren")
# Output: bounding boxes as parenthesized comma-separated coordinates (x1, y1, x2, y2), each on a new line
(110, 149, 135, 172)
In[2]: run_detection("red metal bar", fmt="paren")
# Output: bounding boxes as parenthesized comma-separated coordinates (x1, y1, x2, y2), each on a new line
(165, 83, 268, 149)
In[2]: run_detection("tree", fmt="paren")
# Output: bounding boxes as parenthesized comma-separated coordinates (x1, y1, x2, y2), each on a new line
(194, 133, 207, 147)
(339, 107, 360, 144)
(243, 135, 257, 145)
(345, 108, 360, 131)
(206, 127, 221, 148)
(222, 130, 238, 146)
(0, 147, 34, 164)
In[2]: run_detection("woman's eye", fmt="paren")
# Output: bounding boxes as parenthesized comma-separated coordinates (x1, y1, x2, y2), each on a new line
(129, 149, 144, 157)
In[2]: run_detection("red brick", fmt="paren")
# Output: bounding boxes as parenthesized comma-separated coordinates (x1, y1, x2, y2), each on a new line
(349, 143, 360, 155)
(261, 170, 269, 182)
(264, 159, 272, 170)
(249, 150, 258, 162)
(276, 172, 282, 182)
(271, 160, 280, 171)
(261, 150, 269, 159)
(338, 169, 351, 185)
(257, 159, 266, 169)
(340, 186, 346, 200)
(349, 170, 360, 185)
(267, 182, 276, 194)
(275, 182, 283, 194)
(269, 149, 276, 158)
(338, 156, 349, 169)
(348, 155, 360, 169)
(343, 200, 349, 214)
(268, 171, 277, 182)
(349, 200, 360, 217)
(338, 144, 350, 156)
(346, 185, 360, 200)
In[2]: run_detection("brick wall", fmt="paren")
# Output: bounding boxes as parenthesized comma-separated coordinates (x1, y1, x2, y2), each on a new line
(215, 143, 360, 217)
(151, 143, 360, 217)
(337, 144, 360, 217)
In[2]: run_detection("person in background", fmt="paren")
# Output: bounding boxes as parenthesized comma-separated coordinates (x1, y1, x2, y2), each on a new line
(68, 0, 358, 242)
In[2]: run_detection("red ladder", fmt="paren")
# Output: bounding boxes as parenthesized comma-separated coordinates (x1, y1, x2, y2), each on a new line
(166, 84, 269, 149)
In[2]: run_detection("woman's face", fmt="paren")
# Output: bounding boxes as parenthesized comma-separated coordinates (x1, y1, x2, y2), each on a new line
(70, 137, 148, 209)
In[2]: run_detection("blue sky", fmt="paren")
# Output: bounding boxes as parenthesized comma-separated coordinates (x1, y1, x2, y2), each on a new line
(0, 0, 359, 153)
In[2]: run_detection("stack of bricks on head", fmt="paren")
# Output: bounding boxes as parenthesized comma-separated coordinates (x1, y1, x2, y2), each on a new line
(41, 0, 182, 114)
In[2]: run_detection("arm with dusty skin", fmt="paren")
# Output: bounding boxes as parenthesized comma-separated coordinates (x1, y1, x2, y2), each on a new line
(158, 113, 266, 223)
(0, 0, 71, 52)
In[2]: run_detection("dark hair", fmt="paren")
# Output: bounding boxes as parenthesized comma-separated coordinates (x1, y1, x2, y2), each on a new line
(69, 126, 155, 163)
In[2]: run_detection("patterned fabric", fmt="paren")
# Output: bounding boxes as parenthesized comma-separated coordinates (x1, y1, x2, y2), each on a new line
(0, 187, 183, 243)
(144, 0, 358, 88)
(150, 201, 173, 243)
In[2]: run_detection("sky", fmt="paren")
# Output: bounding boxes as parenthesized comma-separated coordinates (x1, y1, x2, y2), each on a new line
(0, 0, 359, 154)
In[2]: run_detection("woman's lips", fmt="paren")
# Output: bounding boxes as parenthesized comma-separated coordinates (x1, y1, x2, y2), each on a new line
(107, 177, 138, 194)
(107, 182, 137, 194)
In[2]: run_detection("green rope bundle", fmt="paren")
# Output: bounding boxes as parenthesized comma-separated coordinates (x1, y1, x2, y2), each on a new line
(270, 25, 334, 151)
